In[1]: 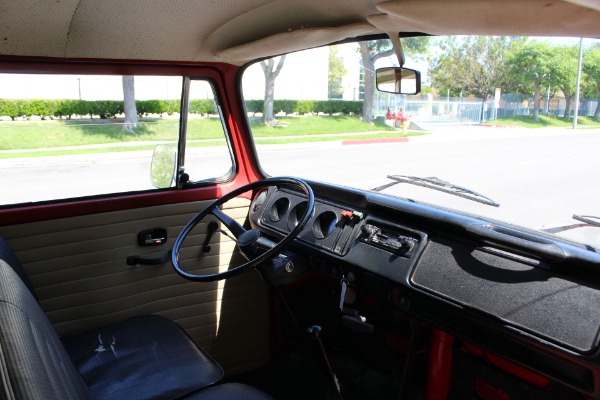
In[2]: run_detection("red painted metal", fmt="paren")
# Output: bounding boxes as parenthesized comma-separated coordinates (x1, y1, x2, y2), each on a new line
(462, 342, 551, 389)
(0, 182, 256, 226)
(219, 64, 264, 183)
(425, 328, 455, 400)
(0, 55, 234, 74)
(474, 379, 511, 400)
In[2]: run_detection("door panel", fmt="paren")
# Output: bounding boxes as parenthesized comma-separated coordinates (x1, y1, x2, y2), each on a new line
(0, 197, 270, 375)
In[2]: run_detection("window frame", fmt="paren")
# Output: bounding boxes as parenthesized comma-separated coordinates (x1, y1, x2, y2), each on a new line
(0, 63, 239, 208)
(178, 76, 238, 189)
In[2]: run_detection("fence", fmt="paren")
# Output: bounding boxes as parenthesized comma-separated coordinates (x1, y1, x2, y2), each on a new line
(375, 93, 490, 126)
(376, 92, 599, 127)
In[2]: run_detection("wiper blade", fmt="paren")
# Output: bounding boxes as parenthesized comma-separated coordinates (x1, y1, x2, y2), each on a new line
(573, 214, 600, 227)
(539, 214, 600, 234)
(372, 175, 500, 207)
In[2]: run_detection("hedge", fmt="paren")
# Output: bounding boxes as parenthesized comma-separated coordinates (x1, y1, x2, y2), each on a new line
(0, 98, 360, 120)
(244, 99, 362, 115)
(0, 99, 216, 120)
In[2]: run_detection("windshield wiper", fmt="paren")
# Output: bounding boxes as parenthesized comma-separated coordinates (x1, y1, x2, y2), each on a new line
(573, 214, 600, 227)
(372, 175, 500, 207)
(540, 214, 600, 234)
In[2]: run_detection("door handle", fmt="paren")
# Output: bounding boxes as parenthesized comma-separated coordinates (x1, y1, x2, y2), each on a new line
(127, 250, 172, 266)
(138, 228, 167, 246)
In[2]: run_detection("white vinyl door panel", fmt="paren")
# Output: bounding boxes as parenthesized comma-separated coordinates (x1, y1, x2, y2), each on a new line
(0, 197, 270, 375)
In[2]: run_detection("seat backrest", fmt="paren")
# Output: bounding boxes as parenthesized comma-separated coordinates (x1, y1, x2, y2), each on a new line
(0, 235, 37, 299)
(0, 260, 94, 400)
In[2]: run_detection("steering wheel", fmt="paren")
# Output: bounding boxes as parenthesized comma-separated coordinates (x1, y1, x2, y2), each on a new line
(171, 177, 314, 282)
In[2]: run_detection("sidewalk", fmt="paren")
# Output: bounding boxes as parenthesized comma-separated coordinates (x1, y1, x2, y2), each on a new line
(2, 125, 599, 156)
(407, 125, 600, 143)
(0, 130, 396, 155)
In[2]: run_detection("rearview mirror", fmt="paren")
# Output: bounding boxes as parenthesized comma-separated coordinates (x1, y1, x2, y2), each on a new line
(150, 144, 177, 188)
(376, 67, 421, 95)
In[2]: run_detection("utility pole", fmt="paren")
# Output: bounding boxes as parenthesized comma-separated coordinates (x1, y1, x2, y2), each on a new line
(573, 38, 584, 129)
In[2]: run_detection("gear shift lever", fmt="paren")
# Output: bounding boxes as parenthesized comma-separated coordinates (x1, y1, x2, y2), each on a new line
(308, 325, 343, 399)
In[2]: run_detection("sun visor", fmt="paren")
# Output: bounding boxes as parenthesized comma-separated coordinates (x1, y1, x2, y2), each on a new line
(368, 0, 600, 38)
(215, 22, 378, 63)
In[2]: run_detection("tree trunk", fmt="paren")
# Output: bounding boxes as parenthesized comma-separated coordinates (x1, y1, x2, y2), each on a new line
(532, 82, 541, 121)
(358, 42, 394, 122)
(562, 91, 573, 120)
(260, 55, 286, 126)
(263, 75, 276, 125)
(359, 42, 375, 122)
(122, 76, 138, 133)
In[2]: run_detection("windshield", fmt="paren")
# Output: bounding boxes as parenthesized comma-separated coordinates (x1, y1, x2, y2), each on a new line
(241, 36, 600, 249)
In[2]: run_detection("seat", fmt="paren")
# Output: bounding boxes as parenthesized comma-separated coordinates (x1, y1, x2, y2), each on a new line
(0, 236, 272, 400)
(60, 315, 223, 400)
(0, 259, 94, 400)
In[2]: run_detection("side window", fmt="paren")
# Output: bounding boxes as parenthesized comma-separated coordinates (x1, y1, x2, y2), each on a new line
(182, 80, 234, 183)
(0, 74, 232, 206)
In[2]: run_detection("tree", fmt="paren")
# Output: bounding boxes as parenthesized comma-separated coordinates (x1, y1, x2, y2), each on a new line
(583, 44, 600, 121)
(122, 76, 138, 133)
(507, 40, 553, 121)
(328, 46, 346, 99)
(549, 45, 579, 120)
(359, 37, 430, 121)
(430, 36, 516, 104)
(260, 55, 286, 125)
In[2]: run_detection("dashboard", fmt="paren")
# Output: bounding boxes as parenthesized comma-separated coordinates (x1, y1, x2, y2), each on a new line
(248, 180, 600, 398)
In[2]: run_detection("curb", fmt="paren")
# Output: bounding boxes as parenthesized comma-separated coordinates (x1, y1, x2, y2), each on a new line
(478, 124, 519, 128)
(342, 137, 409, 145)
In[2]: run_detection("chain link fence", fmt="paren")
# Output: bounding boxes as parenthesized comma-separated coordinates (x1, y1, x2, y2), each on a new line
(375, 91, 599, 128)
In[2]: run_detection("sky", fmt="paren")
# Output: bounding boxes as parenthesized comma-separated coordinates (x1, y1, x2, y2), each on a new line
(0, 75, 184, 101)
(0, 37, 596, 102)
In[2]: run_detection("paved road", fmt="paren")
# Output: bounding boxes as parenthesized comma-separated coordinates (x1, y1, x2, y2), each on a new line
(2, 125, 600, 247)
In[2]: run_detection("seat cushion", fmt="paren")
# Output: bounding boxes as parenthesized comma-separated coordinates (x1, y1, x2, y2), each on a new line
(61, 315, 223, 400)
(186, 383, 273, 400)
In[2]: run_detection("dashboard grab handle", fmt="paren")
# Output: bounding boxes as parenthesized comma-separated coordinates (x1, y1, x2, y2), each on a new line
(465, 223, 566, 263)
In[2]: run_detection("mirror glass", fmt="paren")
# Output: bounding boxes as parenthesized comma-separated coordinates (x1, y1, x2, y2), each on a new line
(150, 144, 177, 188)
(376, 67, 421, 95)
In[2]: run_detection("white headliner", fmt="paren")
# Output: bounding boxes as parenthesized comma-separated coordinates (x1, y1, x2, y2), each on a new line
(0, 0, 599, 65)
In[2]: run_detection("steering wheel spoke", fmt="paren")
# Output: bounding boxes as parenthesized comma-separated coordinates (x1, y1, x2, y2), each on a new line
(211, 206, 247, 238)
(171, 177, 314, 282)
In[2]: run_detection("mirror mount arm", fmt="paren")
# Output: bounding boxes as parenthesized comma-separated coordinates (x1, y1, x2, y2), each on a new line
(386, 32, 405, 67)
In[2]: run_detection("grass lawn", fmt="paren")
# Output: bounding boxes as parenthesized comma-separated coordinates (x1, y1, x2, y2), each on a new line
(0, 115, 417, 157)
(494, 115, 600, 128)
(249, 115, 396, 136)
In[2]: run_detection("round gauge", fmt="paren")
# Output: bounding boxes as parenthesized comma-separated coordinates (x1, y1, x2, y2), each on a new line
(287, 201, 308, 230)
(312, 211, 337, 239)
(269, 197, 290, 222)
(252, 189, 268, 213)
